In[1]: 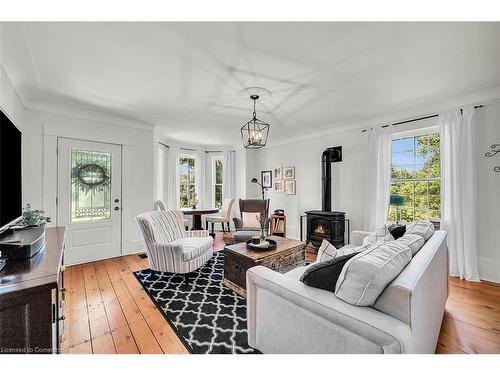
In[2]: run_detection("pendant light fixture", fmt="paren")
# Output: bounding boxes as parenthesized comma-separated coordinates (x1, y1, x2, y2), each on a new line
(240, 94, 270, 149)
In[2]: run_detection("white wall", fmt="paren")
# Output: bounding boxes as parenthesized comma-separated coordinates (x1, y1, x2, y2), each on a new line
(1, 63, 156, 255)
(246, 129, 366, 240)
(475, 100, 500, 283)
(21, 109, 155, 255)
(0, 68, 24, 129)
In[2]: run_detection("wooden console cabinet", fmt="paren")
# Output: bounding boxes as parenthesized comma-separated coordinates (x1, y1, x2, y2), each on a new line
(0, 227, 66, 354)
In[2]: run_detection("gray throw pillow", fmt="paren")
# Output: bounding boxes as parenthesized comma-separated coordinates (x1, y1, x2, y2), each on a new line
(335, 241, 412, 306)
(397, 233, 425, 256)
(405, 220, 435, 241)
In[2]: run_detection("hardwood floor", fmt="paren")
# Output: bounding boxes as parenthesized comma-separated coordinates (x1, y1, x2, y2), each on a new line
(62, 233, 500, 354)
(435, 278, 500, 354)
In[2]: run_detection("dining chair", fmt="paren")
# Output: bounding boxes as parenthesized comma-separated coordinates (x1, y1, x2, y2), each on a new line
(205, 198, 235, 234)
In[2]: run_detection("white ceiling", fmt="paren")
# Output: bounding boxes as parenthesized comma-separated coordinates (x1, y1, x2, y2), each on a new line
(1, 22, 499, 145)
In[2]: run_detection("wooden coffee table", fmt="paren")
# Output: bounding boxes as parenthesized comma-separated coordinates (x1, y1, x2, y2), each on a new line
(223, 236, 306, 297)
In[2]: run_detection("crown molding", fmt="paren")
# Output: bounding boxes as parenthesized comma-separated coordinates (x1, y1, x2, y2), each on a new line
(24, 97, 158, 132)
(0, 64, 28, 109)
(155, 129, 232, 152)
(2, 62, 157, 132)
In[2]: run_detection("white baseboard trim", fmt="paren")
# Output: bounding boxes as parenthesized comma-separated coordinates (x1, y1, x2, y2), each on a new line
(478, 256, 500, 284)
(122, 239, 144, 256)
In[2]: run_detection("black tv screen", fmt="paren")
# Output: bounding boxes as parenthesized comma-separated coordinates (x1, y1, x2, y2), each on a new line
(0, 108, 22, 231)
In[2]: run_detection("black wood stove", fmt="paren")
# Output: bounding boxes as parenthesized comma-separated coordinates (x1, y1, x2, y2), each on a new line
(305, 210, 346, 248)
(304, 146, 347, 248)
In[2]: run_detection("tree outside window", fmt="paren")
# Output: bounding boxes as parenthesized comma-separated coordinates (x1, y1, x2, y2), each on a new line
(213, 158, 223, 208)
(389, 133, 441, 222)
(179, 156, 196, 208)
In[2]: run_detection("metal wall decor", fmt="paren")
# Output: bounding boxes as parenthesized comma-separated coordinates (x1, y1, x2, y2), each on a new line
(240, 94, 270, 149)
(485, 144, 500, 172)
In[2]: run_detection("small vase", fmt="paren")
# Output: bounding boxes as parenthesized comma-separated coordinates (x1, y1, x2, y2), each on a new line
(260, 228, 266, 244)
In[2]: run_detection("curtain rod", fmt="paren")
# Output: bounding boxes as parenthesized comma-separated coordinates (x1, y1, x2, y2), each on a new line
(158, 142, 222, 153)
(361, 105, 484, 133)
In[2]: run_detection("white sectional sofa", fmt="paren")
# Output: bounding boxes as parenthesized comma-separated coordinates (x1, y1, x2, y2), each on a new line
(246, 230, 448, 354)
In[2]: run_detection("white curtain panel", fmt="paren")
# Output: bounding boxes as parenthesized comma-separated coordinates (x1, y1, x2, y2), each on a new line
(195, 150, 206, 207)
(222, 150, 236, 200)
(440, 107, 480, 281)
(155, 144, 165, 202)
(363, 127, 392, 231)
(166, 146, 180, 209)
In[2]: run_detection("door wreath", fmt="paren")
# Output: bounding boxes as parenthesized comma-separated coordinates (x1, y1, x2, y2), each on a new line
(72, 161, 111, 194)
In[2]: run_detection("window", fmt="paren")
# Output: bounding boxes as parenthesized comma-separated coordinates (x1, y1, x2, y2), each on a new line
(389, 132, 441, 222)
(213, 157, 223, 208)
(70, 148, 112, 221)
(179, 155, 196, 208)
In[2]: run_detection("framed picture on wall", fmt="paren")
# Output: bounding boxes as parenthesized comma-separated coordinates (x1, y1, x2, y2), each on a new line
(274, 180, 284, 192)
(283, 166, 295, 179)
(285, 180, 296, 195)
(261, 170, 272, 188)
(274, 166, 283, 180)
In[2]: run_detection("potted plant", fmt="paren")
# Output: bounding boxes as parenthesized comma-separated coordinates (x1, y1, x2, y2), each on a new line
(21, 204, 51, 227)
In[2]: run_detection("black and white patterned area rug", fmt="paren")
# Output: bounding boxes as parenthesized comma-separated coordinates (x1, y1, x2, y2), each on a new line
(134, 251, 258, 354)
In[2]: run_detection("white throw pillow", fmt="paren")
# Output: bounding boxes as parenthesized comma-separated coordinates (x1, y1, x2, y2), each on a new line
(397, 233, 425, 257)
(316, 240, 364, 262)
(242, 212, 261, 228)
(362, 225, 394, 246)
(335, 241, 412, 306)
(405, 220, 435, 241)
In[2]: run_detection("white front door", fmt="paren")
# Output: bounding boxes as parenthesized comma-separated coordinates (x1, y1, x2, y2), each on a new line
(57, 138, 122, 265)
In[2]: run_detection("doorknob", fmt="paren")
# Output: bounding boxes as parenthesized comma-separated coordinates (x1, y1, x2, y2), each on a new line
(114, 198, 120, 203)
(114, 207, 120, 211)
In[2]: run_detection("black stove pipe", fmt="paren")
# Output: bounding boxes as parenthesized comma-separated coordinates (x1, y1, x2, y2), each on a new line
(321, 146, 342, 212)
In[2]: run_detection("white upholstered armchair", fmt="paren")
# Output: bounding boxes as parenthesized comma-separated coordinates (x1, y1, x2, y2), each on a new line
(136, 209, 213, 273)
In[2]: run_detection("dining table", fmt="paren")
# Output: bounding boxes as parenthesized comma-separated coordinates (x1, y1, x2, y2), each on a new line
(181, 207, 220, 231)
